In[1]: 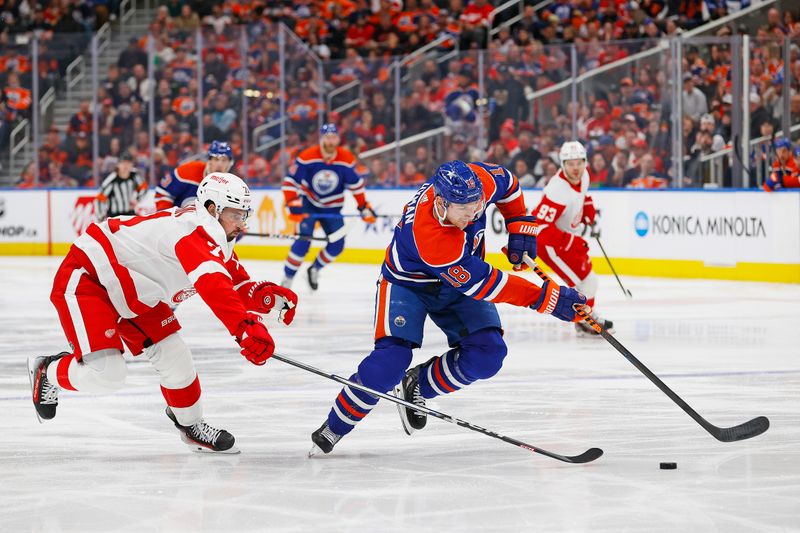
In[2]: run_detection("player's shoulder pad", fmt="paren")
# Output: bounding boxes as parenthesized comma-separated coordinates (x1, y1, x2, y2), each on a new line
(297, 145, 323, 164)
(333, 147, 356, 167)
(544, 171, 572, 195)
(411, 189, 467, 268)
(174, 160, 206, 184)
(468, 161, 508, 201)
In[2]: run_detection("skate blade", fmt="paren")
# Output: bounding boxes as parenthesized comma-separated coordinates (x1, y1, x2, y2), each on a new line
(393, 385, 415, 436)
(308, 444, 325, 457)
(189, 444, 241, 455)
(26, 357, 45, 425)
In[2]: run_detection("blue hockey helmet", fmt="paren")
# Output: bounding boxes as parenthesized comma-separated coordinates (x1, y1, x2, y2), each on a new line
(432, 161, 483, 205)
(208, 140, 233, 160)
(320, 123, 339, 136)
(773, 137, 792, 151)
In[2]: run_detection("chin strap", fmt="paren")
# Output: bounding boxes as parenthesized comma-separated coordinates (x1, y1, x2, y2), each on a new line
(433, 199, 448, 223)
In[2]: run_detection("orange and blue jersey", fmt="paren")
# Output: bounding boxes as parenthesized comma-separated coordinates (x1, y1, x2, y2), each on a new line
(381, 162, 542, 309)
(282, 146, 366, 211)
(154, 160, 206, 211)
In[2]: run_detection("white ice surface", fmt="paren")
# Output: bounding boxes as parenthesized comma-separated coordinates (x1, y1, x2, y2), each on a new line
(1, 256, 798, 532)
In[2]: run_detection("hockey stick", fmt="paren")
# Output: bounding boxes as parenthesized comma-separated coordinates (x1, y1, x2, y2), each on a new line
(245, 220, 351, 244)
(244, 232, 330, 242)
(271, 353, 603, 464)
(522, 255, 769, 443)
(593, 235, 633, 299)
(304, 213, 403, 219)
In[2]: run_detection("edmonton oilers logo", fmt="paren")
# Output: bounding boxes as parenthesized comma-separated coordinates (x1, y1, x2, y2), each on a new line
(634, 211, 649, 237)
(312, 169, 339, 195)
(394, 315, 406, 327)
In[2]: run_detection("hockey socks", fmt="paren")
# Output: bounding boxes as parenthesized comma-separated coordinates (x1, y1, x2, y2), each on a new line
(326, 375, 379, 436)
(417, 349, 474, 399)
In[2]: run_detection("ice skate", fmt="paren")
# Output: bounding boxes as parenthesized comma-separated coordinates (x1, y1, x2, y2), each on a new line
(306, 266, 319, 291)
(575, 313, 614, 336)
(27, 352, 67, 423)
(308, 421, 342, 456)
(280, 276, 293, 289)
(394, 364, 427, 435)
(165, 407, 240, 454)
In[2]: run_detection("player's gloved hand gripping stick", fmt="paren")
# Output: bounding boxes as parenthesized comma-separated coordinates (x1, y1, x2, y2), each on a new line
(521, 254, 769, 443)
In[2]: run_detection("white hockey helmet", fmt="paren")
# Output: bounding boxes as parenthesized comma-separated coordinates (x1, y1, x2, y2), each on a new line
(196, 172, 252, 217)
(559, 141, 587, 165)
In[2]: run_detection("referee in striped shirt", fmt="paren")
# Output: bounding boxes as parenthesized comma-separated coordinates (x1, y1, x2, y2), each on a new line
(95, 151, 148, 221)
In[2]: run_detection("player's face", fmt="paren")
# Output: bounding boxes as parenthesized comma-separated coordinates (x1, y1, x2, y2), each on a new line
(218, 207, 249, 241)
(207, 156, 232, 174)
(320, 133, 340, 153)
(442, 197, 486, 230)
(776, 147, 791, 163)
(563, 159, 586, 183)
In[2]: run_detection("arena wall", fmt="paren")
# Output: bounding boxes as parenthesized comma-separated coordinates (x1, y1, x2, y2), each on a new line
(0, 188, 798, 283)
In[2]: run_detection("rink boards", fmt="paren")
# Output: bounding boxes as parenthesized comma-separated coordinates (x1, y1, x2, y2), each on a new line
(0, 188, 798, 283)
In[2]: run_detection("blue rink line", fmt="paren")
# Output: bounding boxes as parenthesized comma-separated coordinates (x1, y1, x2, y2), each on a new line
(3, 368, 800, 403)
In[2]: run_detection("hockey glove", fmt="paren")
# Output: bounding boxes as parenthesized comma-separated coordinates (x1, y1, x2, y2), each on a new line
(286, 197, 307, 223)
(582, 196, 597, 225)
(235, 313, 275, 365)
(582, 222, 601, 239)
(358, 202, 377, 224)
(531, 281, 587, 322)
(763, 170, 784, 191)
(505, 215, 538, 266)
(246, 281, 298, 325)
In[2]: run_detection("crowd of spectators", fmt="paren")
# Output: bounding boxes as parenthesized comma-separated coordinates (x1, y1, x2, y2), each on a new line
(1, 0, 114, 157)
(12, 1, 800, 189)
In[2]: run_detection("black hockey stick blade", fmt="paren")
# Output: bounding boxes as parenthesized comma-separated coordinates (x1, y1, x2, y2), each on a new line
(271, 353, 603, 464)
(523, 255, 770, 443)
(711, 416, 770, 443)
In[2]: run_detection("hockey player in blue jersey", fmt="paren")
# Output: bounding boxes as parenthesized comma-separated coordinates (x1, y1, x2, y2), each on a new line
(281, 123, 377, 290)
(154, 141, 234, 210)
(308, 160, 587, 455)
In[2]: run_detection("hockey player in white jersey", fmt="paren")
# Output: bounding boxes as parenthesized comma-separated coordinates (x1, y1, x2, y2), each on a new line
(530, 141, 613, 335)
(27, 173, 299, 453)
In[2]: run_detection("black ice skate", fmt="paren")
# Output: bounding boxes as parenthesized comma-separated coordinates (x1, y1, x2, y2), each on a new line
(306, 266, 319, 291)
(394, 364, 427, 435)
(27, 352, 67, 423)
(308, 421, 342, 456)
(575, 314, 614, 336)
(165, 407, 239, 454)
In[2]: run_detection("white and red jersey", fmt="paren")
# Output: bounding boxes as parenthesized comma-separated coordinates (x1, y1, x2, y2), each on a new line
(72, 205, 251, 335)
(532, 168, 590, 239)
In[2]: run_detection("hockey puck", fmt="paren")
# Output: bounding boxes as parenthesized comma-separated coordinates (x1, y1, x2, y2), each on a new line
(659, 462, 677, 470)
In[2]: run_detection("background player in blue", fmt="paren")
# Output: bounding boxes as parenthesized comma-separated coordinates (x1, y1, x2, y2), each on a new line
(154, 141, 234, 210)
(308, 160, 587, 455)
(281, 123, 377, 290)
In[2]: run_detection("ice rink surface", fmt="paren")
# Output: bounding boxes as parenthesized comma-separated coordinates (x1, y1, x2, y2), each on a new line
(1, 256, 798, 532)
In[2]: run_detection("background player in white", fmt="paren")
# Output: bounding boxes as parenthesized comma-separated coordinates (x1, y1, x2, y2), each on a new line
(531, 141, 613, 335)
(28, 173, 298, 453)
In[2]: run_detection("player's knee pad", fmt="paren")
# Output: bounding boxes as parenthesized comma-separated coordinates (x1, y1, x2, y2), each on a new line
(80, 349, 128, 392)
(357, 336, 414, 392)
(456, 328, 507, 381)
(144, 333, 197, 389)
(576, 271, 598, 300)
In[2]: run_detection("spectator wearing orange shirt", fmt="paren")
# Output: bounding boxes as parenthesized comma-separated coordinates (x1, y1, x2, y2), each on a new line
(398, 160, 425, 186)
(3, 73, 32, 114)
(764, 138, 800, 191)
